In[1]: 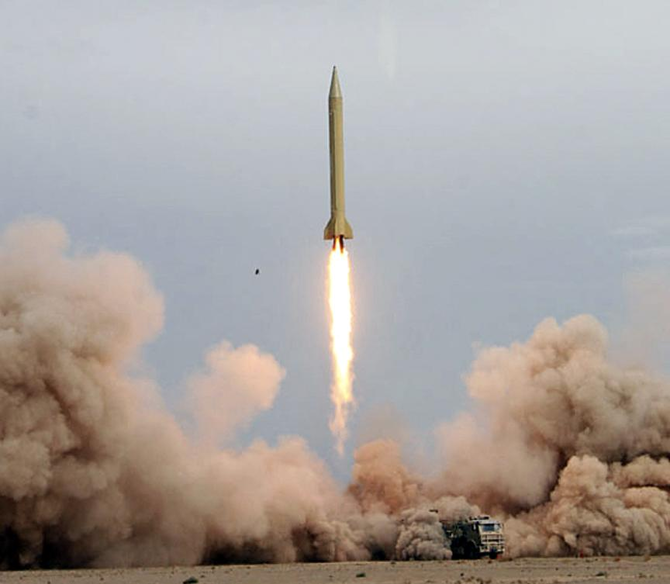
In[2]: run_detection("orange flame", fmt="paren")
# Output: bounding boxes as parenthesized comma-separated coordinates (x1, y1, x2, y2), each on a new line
(327, 242, 354, 455)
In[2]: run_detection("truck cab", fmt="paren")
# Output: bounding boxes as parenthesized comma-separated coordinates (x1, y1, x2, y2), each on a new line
(440, 515, 505, 560)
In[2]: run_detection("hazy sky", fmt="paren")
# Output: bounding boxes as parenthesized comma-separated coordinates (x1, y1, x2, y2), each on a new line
(3, 1, 670, 473)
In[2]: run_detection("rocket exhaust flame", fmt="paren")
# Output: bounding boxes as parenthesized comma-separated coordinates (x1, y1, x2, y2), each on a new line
(327, 238, 354, 454)
(332, 235, 345, 251)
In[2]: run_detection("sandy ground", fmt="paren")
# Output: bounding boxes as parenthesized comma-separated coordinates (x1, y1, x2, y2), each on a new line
(2, 557, 670, 584)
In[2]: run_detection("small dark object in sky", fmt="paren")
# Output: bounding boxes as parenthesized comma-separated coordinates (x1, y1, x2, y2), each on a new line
(255, 268, 260, 275)
(183, 577, 199, 584)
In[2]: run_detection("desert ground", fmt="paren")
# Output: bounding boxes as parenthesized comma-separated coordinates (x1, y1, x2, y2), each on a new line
(3, 557, 670, 584)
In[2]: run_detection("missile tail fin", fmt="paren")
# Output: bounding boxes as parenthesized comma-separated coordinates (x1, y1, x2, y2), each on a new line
(324, 216, 353, 241)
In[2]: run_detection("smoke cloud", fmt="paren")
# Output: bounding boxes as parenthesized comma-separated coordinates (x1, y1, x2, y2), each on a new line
(2, 218, 670, 567)
(432, 313, 670, 557)
(0, 219, 359, 567)
(186, 341, 285, 445)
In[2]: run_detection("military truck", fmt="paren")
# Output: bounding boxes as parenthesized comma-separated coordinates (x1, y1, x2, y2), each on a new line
(440, 515, 505, 559)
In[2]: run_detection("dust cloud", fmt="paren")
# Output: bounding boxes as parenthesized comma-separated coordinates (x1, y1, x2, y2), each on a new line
(433, 314, 670, 557)
(186, 341, 285, 445)
(2, 219, 670, 567)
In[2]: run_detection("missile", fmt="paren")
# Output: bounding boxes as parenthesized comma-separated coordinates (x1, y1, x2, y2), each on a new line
(324, 66, 353, 251)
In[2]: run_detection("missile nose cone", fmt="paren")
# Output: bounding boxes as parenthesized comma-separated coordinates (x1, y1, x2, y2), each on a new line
(329, 66, 342, 99)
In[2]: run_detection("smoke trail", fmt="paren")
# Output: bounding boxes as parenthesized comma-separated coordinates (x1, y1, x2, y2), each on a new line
(327, 244, 355, 455)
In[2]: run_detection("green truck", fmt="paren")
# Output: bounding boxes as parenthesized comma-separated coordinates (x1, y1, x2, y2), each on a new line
(440, 515, 505, 559)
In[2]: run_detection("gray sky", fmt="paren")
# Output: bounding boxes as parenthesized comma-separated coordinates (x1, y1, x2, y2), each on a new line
(3, 0, 670, 473)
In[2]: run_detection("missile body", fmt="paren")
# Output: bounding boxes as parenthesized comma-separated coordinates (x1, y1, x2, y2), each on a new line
(324, 67, 353, 250)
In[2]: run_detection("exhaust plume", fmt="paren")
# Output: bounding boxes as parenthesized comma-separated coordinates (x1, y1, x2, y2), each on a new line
(327, 244, 355, 455)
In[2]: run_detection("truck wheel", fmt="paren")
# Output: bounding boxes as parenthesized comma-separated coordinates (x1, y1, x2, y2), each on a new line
(465, 543, 479, 559)
(489, 551, 498, 560)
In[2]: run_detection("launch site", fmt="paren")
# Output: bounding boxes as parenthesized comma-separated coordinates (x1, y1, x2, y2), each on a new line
(3, 2, 670, 583)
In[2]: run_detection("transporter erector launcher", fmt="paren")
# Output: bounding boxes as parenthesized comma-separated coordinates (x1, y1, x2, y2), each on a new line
(324, 67, 353, 250)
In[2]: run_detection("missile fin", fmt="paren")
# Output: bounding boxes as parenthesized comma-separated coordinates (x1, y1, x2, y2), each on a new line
(323, 216, 353, 241)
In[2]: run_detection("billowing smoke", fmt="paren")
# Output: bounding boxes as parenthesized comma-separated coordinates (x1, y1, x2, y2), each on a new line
(0, 219, 366, 567)
(186, 341, 285, 445)
(2, 218, 670, 567)
(432, 314, 670, 557)
(394, 509, 450, 560)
